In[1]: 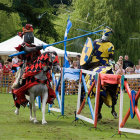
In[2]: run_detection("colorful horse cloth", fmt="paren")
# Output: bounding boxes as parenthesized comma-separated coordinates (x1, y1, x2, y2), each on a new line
(12, 52, 59, 107)
(85, 66, 119, 107)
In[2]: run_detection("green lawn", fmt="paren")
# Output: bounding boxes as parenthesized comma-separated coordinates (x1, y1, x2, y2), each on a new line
(0, 93, 140, 140)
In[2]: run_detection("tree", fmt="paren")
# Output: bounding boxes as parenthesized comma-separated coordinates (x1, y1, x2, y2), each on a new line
(0, 0, 58, 42)
(68, 0, 140, 63)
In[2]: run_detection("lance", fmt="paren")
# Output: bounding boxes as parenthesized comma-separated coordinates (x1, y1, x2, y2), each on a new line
(77, 28, 102, 36)
(77, 23, 105, 34)
(9, 29, 103, 57)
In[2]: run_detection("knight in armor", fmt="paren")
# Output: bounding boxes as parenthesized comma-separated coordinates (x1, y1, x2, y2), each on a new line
(81, 27, 114, 70)
(80, 27, 118, 120)
(12, 24, 43, 89)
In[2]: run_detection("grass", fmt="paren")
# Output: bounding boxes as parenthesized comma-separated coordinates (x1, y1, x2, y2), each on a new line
(0, 93, 140, 140)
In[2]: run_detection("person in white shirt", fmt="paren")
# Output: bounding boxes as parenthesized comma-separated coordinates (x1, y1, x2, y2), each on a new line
(116, 64, 125, 75)
(12, 56, 19, 65)
(135, 65, 140, 74)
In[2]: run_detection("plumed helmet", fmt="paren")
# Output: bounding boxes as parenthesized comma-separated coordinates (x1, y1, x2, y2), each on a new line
(102, 26, 113, 41)
(102, 26, 113, 36)
(25, 24, 33, 30)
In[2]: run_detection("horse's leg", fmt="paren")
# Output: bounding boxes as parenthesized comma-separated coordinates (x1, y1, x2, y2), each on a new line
(29, 103, 34, 121)
(15, 107, 19, 115)
(30, 93, 38, 123)
(41, 91, 48, 124)
(111, 95, 118, 119)
(110, 85, 118, 119)
(98, 96, 103, 120)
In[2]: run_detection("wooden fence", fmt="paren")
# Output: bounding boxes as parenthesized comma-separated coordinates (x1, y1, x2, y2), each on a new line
(127, 78, 140, 92)
(0, 73, 15, 93)
(0, 72, 139, 94)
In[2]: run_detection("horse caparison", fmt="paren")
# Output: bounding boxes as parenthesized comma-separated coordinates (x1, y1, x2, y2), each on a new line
(13, 51, 60, 124)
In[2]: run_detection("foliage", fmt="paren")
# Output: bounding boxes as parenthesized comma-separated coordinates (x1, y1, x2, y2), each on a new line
(54, 0, 140, 63)
(0, 0, 139, 64)
(0, 0, 58, 42)
(49, 0, 72, 6)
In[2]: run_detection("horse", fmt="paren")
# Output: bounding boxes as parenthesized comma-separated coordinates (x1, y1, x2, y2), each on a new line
(80, 35, 119, 120)
(13, 51, 60, 124)
(83, 66, 119, 120)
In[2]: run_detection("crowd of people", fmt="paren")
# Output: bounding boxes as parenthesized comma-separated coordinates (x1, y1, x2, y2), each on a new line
(68, 54, 140, 75)
(1, 54, 140, 76)
(0, 56, 21, 93)
(0, 56, 20, 75)
(0, 56, 20, 93)
(109, 55, 140, 75)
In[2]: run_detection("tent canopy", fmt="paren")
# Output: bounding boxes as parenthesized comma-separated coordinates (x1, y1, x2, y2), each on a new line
(0, 36, 80, 57)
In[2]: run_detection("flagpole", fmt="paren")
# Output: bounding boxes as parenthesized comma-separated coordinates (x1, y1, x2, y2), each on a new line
(9, 29, 103, 57)
(61, 17, 72, 116)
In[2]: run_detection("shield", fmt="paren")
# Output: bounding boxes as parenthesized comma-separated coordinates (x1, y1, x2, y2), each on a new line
(80, 37, 94, 66)
(130, 90, 136, 119)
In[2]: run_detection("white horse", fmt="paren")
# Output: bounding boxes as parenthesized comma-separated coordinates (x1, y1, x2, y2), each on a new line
(14, 51, 60, 124)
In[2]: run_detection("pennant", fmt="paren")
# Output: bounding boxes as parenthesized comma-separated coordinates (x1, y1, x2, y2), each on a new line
(63, 17, 72, 68)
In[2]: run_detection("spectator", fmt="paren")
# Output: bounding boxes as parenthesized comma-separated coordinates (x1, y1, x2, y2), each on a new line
(115, 57, 123, 71)
(2, 61, 11, 87)
(116, 64, 125, 75)
(76, 55, 81, 69)
(3, 61, 11, 74)
(71, 61, 78, 69)
(125, 67, 134, 74)
(12, 56, 19, 65)
(68, 58, 73, 68)
(135, 65, 140, 74)
(123, 55, 134, 70)
(0, 62, 2, 69)
(0, 63, 2, 81)
(0, 56, 4, 66)
(7, 58, 12, 70)
(119, 56, 123, 60)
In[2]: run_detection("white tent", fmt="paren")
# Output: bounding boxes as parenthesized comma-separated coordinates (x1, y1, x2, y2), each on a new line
(0, 36, 80, 57)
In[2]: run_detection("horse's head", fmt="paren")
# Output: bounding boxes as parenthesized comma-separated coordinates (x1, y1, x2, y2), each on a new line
(37, 51, 60, 73)
(49, 51, 61, 73)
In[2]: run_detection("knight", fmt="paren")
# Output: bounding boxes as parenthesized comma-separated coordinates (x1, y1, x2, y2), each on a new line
(80, 27, 118, 120)
(12, 24, 58, 108)
(12, 24, 43, 89)
(80, 27, 114, 70)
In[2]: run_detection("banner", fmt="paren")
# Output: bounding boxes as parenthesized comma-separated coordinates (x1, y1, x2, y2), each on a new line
(63, 17, 72, 68)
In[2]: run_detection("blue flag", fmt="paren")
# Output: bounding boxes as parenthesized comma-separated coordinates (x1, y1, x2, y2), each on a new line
(63, 17, 72, 68)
